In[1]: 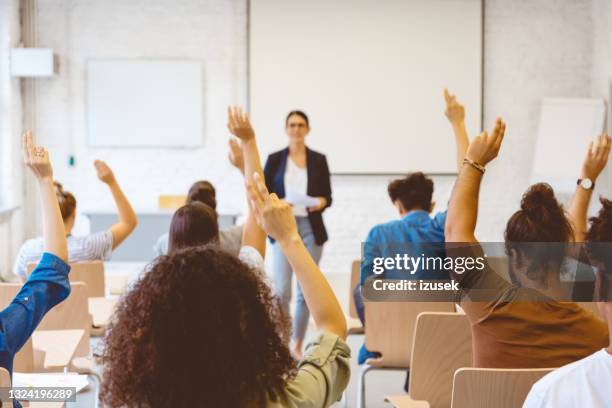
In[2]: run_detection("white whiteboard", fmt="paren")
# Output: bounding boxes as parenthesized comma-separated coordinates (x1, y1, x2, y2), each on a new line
(531, 98, 607, 192)
(87, 60, 203, 147)
(249, 0, 482, 174)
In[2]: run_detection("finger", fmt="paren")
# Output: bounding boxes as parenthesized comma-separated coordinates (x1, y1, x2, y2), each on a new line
(444, 88, 451, 104)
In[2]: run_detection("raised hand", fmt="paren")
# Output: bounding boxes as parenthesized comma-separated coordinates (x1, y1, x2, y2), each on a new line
(22, 131, 53, 181)
(227, 106, 255, 142)
(444, 88, 465, 125)
(581, 133, 611, 181)
(94, 160, 116, 184)
(228, 138, 245, 173)
(465, 118, 506, 167)
(246, 172, 300, 245)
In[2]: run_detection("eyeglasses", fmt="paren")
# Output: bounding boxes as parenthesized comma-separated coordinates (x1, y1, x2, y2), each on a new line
(288, 123, 307, 128)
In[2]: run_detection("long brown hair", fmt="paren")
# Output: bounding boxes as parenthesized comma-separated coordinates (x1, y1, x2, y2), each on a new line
(100, 247, 295, 407)
(168, 202, 219, 254)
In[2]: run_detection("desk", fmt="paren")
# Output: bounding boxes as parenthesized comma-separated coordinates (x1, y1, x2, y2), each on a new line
(84, 211, 238, 262)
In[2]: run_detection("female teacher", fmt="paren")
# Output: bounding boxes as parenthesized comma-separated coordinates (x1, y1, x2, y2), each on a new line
(263, 110, 332, 358)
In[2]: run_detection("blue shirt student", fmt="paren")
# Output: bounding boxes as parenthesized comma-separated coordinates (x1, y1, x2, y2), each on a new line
(355, 210, 448, 364)
(360, 210, 448, 284)
(0, 253, 71, 407)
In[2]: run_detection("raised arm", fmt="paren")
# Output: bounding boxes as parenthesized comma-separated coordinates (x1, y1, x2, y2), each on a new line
(444, 89, 470, 172)
(227, 106, 266, 257)
(568, 133, 611, 241)
(247, 173, 347, 339)
(94, 160, 138, 249)
(23, 131, 67, 261)
(445, 118, 506, 243)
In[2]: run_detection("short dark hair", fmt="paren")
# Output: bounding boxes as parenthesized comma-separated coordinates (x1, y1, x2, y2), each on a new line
(168, 202, 219, 254)
(387, 172, 434, 211)
(186, 180, 216, 209)
(285, 110, 309, 127)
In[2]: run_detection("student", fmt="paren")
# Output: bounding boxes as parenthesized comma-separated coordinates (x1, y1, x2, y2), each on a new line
(13, 159, 137, 280)
(153, 178, 243, 256)
(355, 89, 469, 365)
(523, 197, 612, 408)
(100, 108, 349, 408)
(263, 110, 332, 358)
(445, 120, 610, 368)
(1, 132, 71, 408)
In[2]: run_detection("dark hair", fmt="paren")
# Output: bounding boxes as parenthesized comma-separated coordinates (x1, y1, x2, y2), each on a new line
(387, 172, 434, 212)
(54, 182, 76, 221)
(100, 247, 295, 408)
(285, 110, 309, 128)
(186, 180, 217, 209)
(586, 197, 612, 278)
(168, 202, 219, 254)
(504, 183, 574, 284)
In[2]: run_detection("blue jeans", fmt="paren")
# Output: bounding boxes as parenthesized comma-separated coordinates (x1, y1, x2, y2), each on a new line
(271, 216, 323, 343)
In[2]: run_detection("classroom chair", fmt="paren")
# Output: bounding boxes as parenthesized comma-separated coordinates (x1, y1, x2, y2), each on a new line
(450, 368, 554, 408)
(384, 312, 472, 408)
(28, 261, 119, 335)
(158, 194, 186, 210)
(27, 261, 105, 298)
(347, 260, 364, 335)
(357, 302, 456, 408)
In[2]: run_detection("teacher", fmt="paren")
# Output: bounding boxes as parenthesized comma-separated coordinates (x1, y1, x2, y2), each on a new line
(263, 110, 332, 358)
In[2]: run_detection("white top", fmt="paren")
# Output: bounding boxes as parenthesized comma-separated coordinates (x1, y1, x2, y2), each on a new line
(14, 230, 114, 279)
(284, 157, 308, 217)
(238, 245, 265, 273)
(523, 349, 612, 408)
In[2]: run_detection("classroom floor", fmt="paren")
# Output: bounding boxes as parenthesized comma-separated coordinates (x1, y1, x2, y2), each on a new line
(67, 264, 407, 408)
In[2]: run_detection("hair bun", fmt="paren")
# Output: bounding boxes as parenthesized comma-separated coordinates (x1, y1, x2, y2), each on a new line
(520, 183, 558, 214)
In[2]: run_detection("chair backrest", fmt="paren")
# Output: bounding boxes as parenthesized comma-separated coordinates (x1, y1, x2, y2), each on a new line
(409, 312, 473, 408)
(27, 261, 105, 298)
(451, 368, 554, 408)
(158, 194, 186, 210)
(349, 260, 360, 319)
(365, 301, 456, 367)
(0, 366, 10, 386)
(37, 282, 91, 357)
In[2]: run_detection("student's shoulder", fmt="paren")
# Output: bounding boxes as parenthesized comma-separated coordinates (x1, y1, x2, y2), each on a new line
(19, 237, 44, 254)
(530, 352, 600, 397)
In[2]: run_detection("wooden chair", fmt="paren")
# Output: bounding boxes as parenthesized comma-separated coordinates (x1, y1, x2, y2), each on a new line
(384, 312, 472, 408)
(357, 302, 456, 408)
(347, 260, 364, 335)
(27, 261, 105, 298)
(577, 301, 603, 320)
(0, 283, 89, 372)
(158, 194, 186, 210)
(450, 368, 554, 408)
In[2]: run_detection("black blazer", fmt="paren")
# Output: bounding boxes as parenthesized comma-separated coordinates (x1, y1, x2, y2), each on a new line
(263, 147, 332, 245)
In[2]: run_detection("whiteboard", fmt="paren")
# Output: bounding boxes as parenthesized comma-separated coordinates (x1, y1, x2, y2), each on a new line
(531, 98, 607, 192)
(249, 0, 482, 174)
(87, 60, 204, 147)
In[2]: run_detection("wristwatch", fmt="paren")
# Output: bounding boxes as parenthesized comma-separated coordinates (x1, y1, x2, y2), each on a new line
(577, 178, 595, 190)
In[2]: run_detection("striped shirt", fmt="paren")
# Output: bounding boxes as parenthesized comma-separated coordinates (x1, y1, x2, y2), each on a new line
(13, 230, 114, 280)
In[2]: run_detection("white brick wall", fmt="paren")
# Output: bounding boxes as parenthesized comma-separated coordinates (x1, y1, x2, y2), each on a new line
(3, 0, 608, 277)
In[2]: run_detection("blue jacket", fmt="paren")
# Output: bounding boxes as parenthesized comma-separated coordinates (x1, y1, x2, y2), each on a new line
(0, 252, 71, 407)
(264, 147, 332, 245)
